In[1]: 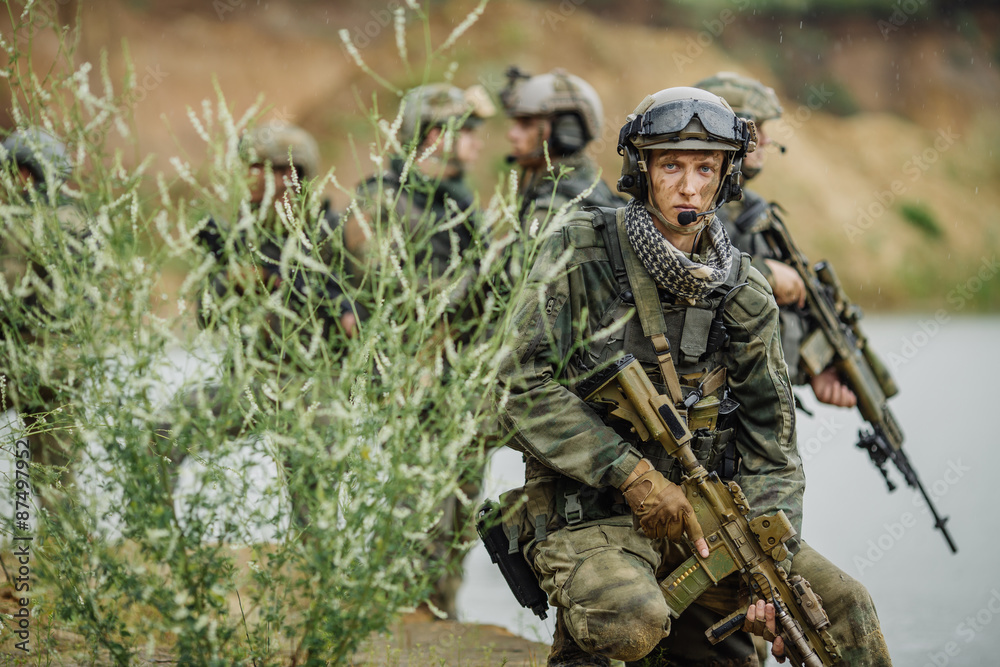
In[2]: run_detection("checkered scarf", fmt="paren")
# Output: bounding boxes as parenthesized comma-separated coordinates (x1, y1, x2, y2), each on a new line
(623, 198, 734, 302)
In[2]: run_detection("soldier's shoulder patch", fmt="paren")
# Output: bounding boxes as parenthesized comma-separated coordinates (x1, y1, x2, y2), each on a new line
(745, 265, 773, 295)
(730, 265, 773, 318)
(560, 210, 602, 250)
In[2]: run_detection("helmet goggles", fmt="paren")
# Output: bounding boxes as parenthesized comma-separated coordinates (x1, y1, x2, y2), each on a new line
(618, 98, 745, 153)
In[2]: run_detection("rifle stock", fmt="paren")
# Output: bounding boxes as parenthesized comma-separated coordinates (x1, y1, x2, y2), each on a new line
(585, 356, 841, 666)
(760, 207, 957, 553)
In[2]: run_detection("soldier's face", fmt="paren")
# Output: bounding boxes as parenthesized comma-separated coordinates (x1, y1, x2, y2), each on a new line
(506, 116, 550, 167)
(421, 127, 481, 174)
(16, 165, 34, 189)
(248, 162, 294, 205)
(455, 127, 483, 167)
(647, 149, 723, 227)
(743, 121, 770, 174)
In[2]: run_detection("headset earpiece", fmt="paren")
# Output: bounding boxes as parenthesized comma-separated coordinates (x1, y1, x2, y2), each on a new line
(616, 140, 645, 200)
(550, 113, 586, 156)
(718, 117, 754, 204)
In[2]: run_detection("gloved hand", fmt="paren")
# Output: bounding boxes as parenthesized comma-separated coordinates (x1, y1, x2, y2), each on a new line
(744, 599, 786, 662)
(619, 459, 709, 556)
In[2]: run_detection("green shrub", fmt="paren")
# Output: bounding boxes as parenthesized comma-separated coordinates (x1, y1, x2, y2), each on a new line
(0, 1, 565, 663)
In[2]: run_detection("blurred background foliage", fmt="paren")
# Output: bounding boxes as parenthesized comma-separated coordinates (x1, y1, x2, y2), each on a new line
(4, 0, 988, 311)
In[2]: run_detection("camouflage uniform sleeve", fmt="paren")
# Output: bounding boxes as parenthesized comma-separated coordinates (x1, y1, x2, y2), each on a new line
(522, 190, 573, 238)
(496, 223, 643, 489)
(722, 265, 805, 539)
(749, 255, 773, 286)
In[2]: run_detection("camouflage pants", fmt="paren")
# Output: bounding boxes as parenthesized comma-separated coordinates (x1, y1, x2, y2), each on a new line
(532, 516, 890, 666)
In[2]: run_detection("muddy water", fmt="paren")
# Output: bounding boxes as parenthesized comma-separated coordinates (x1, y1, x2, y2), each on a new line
(458, 315, 1000, 667)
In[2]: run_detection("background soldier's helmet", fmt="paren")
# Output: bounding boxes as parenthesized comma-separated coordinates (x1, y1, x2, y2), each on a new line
(398, 83, 496, 146)
(617, 86, 757, 204)
(241, 122, 321, 180)
(500, 67, 603, 156)
(693, 71, 783, 124)
(1, 127, 71, 190)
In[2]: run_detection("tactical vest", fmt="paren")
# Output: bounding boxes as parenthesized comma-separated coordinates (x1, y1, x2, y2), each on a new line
(364, 159, 477, 277)
(525, 206, 752, 535)
(518, 158, 625, 229)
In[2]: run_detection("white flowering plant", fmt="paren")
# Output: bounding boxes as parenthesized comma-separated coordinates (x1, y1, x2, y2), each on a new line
(0, 1, 564, 664)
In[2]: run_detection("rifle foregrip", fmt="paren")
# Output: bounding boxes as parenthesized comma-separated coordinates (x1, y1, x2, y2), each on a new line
(708, 610, 746, 641)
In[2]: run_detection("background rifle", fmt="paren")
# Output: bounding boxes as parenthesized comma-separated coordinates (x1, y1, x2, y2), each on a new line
(760, 204, 957, 553)
(584, 355, 840, 667)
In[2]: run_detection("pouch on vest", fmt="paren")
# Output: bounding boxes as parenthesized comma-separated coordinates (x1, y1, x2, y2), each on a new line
(477, 494, 549, 619)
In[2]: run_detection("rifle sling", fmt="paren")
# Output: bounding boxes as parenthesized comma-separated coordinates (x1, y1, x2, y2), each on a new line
(732, 196, 770, 234)
(614, 208, 685, 405)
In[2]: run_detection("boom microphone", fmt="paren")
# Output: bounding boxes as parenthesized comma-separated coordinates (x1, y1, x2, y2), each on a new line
(678, 203, 724, 226)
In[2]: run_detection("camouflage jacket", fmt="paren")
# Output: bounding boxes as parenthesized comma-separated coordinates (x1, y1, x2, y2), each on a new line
(517, 155, 624, 234)
(717, 189, 810, 385)
(0, 194, 88, 408)
(0, 195, 87, 337)
(497, 206, 804, 541)
(359, 156, 478, 272)
(353, 157, 483, 308)
(196, 200, 352, 347)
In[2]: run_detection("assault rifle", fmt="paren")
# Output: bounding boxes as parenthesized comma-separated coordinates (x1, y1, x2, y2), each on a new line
(759, 205, 957, 554)
(583, 355, 840, 666)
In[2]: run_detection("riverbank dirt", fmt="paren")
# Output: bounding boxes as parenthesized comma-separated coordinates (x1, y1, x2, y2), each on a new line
(352, 612, 549, 666)
(0, 553, 547, 666)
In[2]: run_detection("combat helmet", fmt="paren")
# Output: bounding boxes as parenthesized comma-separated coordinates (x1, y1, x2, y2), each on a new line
(695, 72, 781, 178)
(500, 67, 603, 156)
(617, 86, 757, 206)
(241, 122, 321, 180)
(694, 72, 782, 124)
(398, 83, 496, 147)
(2, 127, 71, 193)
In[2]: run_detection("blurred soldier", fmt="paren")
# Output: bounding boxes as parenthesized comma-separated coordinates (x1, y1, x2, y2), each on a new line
(161, 122, 355, 523)
(348, 82, 495, 315)
(348, 83, 496, 620)
(500, 67, 623, 235)
(495, 86, 891, 666)
(0, 128, 84, 510)
(198, 120, 357, 341)
(694, 72, 855, 408)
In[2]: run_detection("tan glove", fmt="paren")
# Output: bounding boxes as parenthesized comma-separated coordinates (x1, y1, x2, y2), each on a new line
(620, 459, 705, 544)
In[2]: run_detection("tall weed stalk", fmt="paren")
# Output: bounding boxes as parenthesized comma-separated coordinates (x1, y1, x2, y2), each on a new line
(0, 1, 555, 663)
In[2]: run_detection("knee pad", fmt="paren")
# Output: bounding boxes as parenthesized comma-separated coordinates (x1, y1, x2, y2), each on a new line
(569, 593, 671, 662)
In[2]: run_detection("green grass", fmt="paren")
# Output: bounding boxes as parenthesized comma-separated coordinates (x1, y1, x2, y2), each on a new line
(898, 200, 944, 240)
